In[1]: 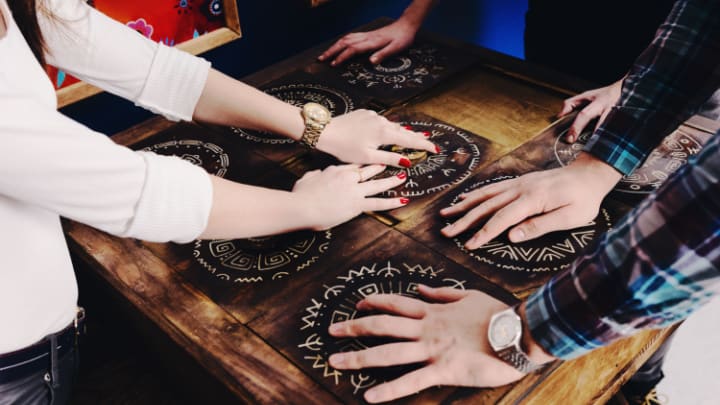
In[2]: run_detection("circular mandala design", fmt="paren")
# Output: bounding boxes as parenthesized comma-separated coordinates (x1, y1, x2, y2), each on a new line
(375, 120, 482, 198)
(553, 128, 703, 194)
(232, 84, 355, 144)
(193, 230, 332, 283)
(449, 176, 613, 273)
(298, 260, 469, 395)
(142, 139, 229, 177)
(343, 45, 444, 90)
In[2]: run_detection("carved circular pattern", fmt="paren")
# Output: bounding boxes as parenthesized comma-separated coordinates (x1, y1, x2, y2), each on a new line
(193, 230, 332, 283)
(553, 128, 704, 195)
(449, 176, 613, 273)
(298, 260, 468, 395)
(232, 83, 355, 144)
(375, 120, 482, 198)
(142, 139, 229, 177)
(343, 45, 445, 90)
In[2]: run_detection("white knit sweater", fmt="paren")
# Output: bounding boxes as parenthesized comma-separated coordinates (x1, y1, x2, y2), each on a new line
(0, 0, 213, 353)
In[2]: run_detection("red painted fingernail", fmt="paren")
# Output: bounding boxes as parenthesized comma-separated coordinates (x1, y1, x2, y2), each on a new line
(399, 158, 412, 168)
(397, 171, 407, 179)
(434, 145, 441, 153)
(423, 131, 431, 138)
(400, 198, 410, 205)
(403, 125, 413, 131)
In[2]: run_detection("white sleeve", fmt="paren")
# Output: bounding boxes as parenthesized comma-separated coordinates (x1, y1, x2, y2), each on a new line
(0, 96, 213, 243)
(38, 0, 210, 122)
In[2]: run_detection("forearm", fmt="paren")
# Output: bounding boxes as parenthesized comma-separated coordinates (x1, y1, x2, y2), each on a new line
(526, 133, 720, 360)
(193, 70, 304, 141)
(199, 176, 316, 240)
(399, 0, 439, 28)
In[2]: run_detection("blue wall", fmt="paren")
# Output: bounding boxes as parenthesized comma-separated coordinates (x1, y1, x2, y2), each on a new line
(62, 0, 527, 135)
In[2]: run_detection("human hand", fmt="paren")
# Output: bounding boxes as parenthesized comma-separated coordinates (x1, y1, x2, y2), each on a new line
(317, 109, 438, 168)
(292, 164, 409, 230)
(558, 78, 623, 142)
(327, 286, 529, 403)
(440, 153, 622, 249)
(318, 18, 419, 66)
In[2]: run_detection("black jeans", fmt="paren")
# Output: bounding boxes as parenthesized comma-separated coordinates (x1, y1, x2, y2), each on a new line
(0, 346, 78, 405)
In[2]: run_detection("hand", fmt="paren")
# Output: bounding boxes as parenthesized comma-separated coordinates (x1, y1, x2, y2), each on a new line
(292, 164, 408, 230)
(327, 286, 529, 403)
(318, 18, 419, 66)
(440, 153, 622, 249)
(558, 78, 623, 142)
(317, 109, 437, 168)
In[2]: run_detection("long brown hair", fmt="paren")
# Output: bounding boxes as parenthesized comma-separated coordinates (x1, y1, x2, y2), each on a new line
(7, 0, 45, 65)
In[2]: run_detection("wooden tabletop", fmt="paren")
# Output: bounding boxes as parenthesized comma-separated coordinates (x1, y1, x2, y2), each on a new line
(64, 18, 717, 404)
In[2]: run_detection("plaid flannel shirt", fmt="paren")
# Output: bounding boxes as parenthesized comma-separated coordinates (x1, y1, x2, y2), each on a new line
(526, 0, 720, 359)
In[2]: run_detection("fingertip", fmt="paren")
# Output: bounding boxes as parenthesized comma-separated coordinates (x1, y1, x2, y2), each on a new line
(509, 227, 526, 243)
(364, 389, 380, 403)
(440, 224, 456, 237)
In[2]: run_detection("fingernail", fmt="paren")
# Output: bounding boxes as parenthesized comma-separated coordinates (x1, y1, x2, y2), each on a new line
(370, 56, 378, 64)
(423, 131, 431, 138)
(434, 145, 441, 154)
(396, 172, 407, 179)
(441, 223, 454, 234)
(365, 390, 378, 403)
(329, 353, 346, 366)
(399, 158, 412, 168)
(331, 61, 337, 67)
(510, 228, 526, 242)
(318, 55, 324, 61)
(403, 125, 413, 131)
(329, 323, 341, 334)
(400, 198, 410, 205)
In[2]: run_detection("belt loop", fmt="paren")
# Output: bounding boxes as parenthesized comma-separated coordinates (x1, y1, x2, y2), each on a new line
(49, 334, 60, 389)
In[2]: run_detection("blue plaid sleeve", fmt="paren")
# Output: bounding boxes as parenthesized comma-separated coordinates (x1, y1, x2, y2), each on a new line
(526, 132, 720, 360)
(584, 0, 720, 176)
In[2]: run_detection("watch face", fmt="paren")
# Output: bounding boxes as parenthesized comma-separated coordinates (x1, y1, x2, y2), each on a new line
(304, 102, 331, 123)
(489, 313, 520, 348)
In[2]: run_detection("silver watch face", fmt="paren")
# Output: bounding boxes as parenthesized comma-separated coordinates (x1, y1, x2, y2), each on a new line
(489, 313, 521, 348)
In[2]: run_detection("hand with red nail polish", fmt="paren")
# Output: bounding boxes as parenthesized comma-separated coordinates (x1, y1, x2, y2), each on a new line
(290, 164, 410, 230)
(316, 110, 437, 168)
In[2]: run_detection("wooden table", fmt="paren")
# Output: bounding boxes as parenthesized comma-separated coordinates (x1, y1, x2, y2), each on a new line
(64, 19, 718, 404)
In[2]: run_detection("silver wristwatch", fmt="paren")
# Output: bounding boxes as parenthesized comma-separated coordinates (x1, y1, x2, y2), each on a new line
(487, 305, 542, 374)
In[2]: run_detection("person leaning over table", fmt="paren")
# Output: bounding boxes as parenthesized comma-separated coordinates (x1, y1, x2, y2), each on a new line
(326, 0, 720, 403)
(327, 129, 720, 402)
(0, 0, 441, 403)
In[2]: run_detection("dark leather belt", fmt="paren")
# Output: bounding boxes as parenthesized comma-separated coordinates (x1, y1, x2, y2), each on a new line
(0, 308, 85, 384)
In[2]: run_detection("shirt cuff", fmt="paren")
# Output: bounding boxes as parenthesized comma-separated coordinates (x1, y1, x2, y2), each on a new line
(136, 44, 211, 122)
(525, 284, 598, 360)
(123, 152, 212, 243)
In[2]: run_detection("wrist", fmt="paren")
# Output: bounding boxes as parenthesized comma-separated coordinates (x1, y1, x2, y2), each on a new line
(518, 303, 556, 365)
(570, 152, 623, 191)
(288, 106, 305, 142)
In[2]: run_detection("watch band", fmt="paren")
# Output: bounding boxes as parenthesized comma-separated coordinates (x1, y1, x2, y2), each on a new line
(497, 346, 542, 374)
(488, 305, 543, 374)
(300, 125, 323, 149)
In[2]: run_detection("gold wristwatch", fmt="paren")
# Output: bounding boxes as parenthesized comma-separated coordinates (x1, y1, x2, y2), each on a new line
(300, 102, 332, 149)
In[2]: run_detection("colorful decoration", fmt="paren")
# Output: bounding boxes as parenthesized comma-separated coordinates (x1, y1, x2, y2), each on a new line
(47, 0, 225, 90)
